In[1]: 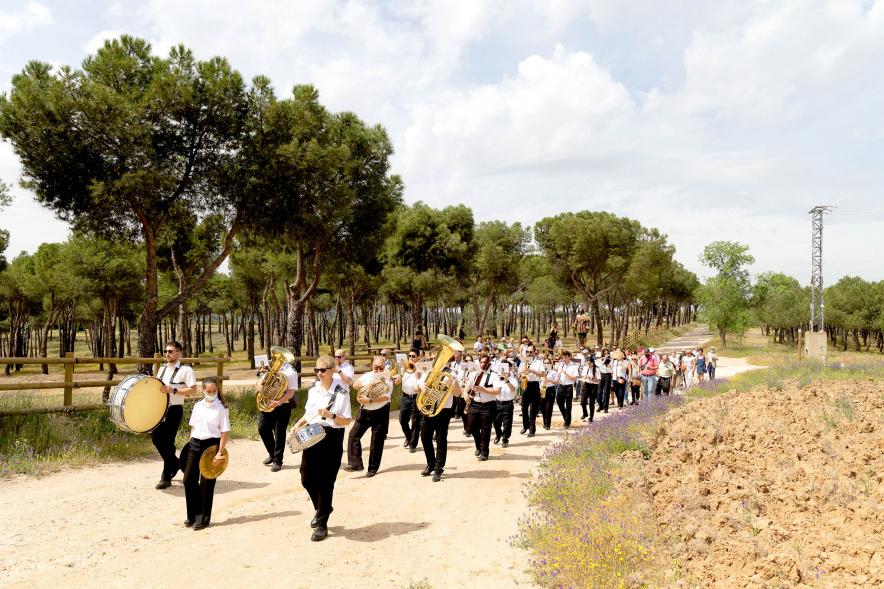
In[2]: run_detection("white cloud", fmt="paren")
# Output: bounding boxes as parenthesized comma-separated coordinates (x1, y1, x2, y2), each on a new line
(0, 1, 51, 41)
(82, 29, 121, 54)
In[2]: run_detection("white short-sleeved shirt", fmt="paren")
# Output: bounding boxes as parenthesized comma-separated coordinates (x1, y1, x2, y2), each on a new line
(337, 362, 356, 391)
(521, 358, 545, 382)
(281, 363, 300, 391)
(472, 369, 501, 404)
(558, 361, 579, 385)
(473, 341, 484, 352)
(355, 371, 393, 411)
(597, 359, 613, 375)
(157, 361, 197, 406)
(401, 370, 426, 396)
(497, 374, 517, 402)
(612, 359, 628, 380)
(304, 379, 352, 428)
(189, 398, 231, 440)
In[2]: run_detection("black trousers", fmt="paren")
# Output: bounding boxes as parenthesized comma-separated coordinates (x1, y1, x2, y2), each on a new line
(420, 407, 452, 474)
(521, 381, 540, 434)
(580, 383, 598, 420)
(493, 400, 514, 441)
(657, 376, 671, 395)
(613, 378, 626, 408)
(630, 382, 641, 403)
(598, 373, 612, 412)
(399, 394, 421, 449)
(556, 385, 573, 427)
(258, 403, 293, 465)
(151, 404, 183, 481)
(708, 365, 716, 379)
(182, 437, 219, 525)
(541, 386, 556, 428)
(347, 404, 390, 472)
(300, 426, 345, 528)
(468, 401, 495, 458)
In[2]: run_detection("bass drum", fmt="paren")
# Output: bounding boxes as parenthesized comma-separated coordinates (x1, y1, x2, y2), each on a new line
(108, 375, 168, 433)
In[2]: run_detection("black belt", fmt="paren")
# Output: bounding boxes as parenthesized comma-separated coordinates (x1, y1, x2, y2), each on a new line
(497, 399, 514, 404)
(471, 400, 492, 406)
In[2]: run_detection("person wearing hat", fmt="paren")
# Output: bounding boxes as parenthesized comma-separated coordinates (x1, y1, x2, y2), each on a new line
(181, 376, 229, 531)
(639, 348, 658, 400)
(707, 347, 718, 380)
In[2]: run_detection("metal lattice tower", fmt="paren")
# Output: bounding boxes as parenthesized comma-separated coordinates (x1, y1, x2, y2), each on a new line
(809, 206, 833, 332)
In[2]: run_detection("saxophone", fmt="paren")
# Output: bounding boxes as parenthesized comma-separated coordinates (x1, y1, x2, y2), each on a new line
(416, 334, 464, 417)
(256, 346, 296, 412)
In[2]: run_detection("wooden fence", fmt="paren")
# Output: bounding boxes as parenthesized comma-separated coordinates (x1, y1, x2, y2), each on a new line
(0, 353, 229, 416)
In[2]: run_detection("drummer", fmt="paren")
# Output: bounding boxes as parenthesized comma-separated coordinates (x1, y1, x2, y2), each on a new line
(290, 355, 352, 541)
(181, 376, 229, 530)
(153, 341, 197, 490)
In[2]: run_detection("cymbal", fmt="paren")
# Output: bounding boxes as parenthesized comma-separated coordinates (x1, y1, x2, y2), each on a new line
(198, 445, 229, 479)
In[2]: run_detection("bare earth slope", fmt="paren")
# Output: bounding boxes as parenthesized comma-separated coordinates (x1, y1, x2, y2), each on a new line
(649, 381, 884, 588)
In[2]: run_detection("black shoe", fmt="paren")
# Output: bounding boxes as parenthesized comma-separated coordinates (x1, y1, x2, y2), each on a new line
(520, 428, 527, 435)
(527, 432, 535, 437)
(493, 436, 501, 445)
(403, 440, 410, 448)
(155, 479, 171, 490)
(310, 517, 319, 529)
(475, 449, 481, 456)
(432, 472, 442, 482)
(262, 456, 273, 466)
(463, 431, 471, 437)
(543, 426, 550, 430)
(421, 466, 432, 477)
(409, 446, 418, 453)
(192, 521, 209, 531)
(478, 455, 488, 461)
(343, 465, 364, 472)
(502, 440, 509, 448)
(270, 462, 281, 472)
(366, 471, 377, 478)
(184, 519, 194, 527)
(311, 527, 328, 541)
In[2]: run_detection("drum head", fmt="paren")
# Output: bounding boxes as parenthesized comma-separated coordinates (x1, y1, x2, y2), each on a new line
(122, 377, 167, 433)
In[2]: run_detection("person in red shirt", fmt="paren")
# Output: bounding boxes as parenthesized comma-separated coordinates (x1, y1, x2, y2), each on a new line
(639, 348, 659, 400)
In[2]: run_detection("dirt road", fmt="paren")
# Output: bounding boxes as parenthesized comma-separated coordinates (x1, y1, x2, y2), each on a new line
(1, 327, 756, 589)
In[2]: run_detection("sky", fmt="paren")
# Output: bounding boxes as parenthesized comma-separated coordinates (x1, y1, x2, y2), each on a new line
(1, 0, 884, 284)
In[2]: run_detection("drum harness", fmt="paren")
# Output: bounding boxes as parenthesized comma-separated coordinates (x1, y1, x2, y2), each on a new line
(157, 364, 182, 422)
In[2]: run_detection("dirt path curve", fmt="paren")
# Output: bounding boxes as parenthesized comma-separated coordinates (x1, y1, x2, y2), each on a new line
(0, 327, 758, 589)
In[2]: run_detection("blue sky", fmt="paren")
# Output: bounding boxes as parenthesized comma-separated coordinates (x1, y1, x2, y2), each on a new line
(2, 0, 884, 283)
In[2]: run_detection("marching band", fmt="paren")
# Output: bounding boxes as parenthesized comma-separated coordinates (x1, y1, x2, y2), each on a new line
(115, 335, 699, 542)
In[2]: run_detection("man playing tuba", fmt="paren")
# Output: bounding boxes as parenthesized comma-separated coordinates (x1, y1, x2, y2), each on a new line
(343, 356, 393, 477)
(257, 348, 300, 472)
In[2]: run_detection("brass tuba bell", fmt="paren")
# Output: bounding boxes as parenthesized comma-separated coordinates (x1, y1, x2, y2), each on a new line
(416, 334, 464, 417)
(256, 346, 296, 412)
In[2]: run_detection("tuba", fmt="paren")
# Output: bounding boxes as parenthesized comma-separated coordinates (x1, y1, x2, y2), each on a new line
(256, 346, 296, 412)
(416, 334, 464, 417)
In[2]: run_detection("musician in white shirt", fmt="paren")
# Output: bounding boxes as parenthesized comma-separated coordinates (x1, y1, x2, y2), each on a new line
(493, 360, 518, 448)
(344, 357, 393, 477)
(467, 353, 501, 461)
(257, 360, 299, 472)
(519, 346, 544, 437)
(550, 350, 579, 428)
(290, 355, 352, 541)
(418, 372, 462, 482)
(399, 349, 426, 452)
(181, 377, 229, 530)
(152, 340, 197, 490)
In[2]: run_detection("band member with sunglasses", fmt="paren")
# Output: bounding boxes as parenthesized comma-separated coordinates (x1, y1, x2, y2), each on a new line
(152, 341, 197, 490)
(468, 353, 502, 461)
(290, 355, 352, 541)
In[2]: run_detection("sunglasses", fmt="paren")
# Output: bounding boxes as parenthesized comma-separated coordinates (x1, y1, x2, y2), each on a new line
(408, 354, 417, 358)
(372, 366, 384, 371)
(164, 350, 176, 354)
(334, 355, 344, 359)
(313, 367, 329, 373)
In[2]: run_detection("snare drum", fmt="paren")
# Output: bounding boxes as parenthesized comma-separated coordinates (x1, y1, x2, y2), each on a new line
(108, 375, 168, 433)
(287, 423, 326, 453)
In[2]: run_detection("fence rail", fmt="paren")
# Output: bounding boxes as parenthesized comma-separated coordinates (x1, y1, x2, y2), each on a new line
(0, 352, 230, 416)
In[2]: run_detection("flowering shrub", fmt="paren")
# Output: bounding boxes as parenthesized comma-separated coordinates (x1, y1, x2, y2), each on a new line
(518, 395, 683, 588)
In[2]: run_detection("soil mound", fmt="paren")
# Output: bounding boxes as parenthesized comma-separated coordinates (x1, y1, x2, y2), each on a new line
(648, 380, 883, 587)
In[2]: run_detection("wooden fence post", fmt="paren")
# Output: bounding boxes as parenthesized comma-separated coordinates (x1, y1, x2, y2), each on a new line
(153, 353, 162, 376)
(216, 357, 225, 394)
(63, 352, 74, 407)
